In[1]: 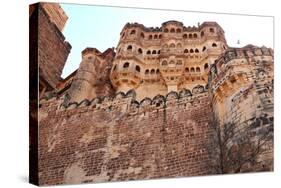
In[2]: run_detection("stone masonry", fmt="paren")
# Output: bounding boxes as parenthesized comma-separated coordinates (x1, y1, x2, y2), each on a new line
(33, 2, 274, 186)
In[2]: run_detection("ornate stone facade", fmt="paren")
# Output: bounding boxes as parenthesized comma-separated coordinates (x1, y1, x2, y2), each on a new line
(34, 3, 274, 186)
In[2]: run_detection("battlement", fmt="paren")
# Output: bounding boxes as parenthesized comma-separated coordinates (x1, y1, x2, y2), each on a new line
(40, 86, 209, 116)
(122, 21, 224, 33)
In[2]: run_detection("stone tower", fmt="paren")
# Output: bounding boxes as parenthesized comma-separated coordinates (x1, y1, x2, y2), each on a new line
(67, 48, 115, 103)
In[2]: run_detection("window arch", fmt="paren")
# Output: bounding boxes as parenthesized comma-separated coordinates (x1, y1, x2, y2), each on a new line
(184, 49, 189, 53)
(123, 62, 130, 68)
(201, 31, 204, 37)
(158, 50, 161, 54)
(122, 32, 126, 38)
(212, 43, 217, 47)
(170, 28, 175, 33)
(191, 67, 195, 72)
(176, 28, 181, 33)
(185, 67, 189, 72)
(154, 34, 158, 39)
(177, 43, 182, 48)
(159, 34, 162, 39)
(152, 50, 157, 54)
(151, 69, 155, 74)
(138, 48, 143, 54)
(164, 28, 169, 33)
(140, 32, 144, 38)
(176, 60, 182, 65)
(189, 33, 193, 38)
(193, 33, 198, 38)
(145, 69, 149, 74)
(204, 63, 209, 70)
(202, 46, 206, 51)
(195, 49, 199, 53)
(135, 65, 141, 72)
(183, 34, 187, 39)
(147, 50, 151, 55)
(149, 35, 153, 40)
(210, 28, 214, 33)
(196, 67, 200, 72)
(130, 30, 136, 35)
(190, 49, 194, 53)
(169, 43, 175, 48)
(162, 60, 168, 66)
(127, 45, 132, 51)
(156, 69, 160, 74)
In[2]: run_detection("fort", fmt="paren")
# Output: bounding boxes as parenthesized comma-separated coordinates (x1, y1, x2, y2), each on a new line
(30, 3, 274, 186)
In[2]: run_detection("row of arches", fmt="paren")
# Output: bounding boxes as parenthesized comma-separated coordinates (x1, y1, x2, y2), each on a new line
(122, 27, 215, 39)
(145, 69, 160, 75)
(122, 43, 217, 56)
(184, 63, 209, 73)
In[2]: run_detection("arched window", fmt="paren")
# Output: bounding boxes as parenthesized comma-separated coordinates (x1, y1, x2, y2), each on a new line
(196, 67, 200, 72)
(212, 43, 217, 47)
(183, 34, 187, 39)
(191, 67, 195, 72)
(169, 43, 175, 48)
(152, 50, 157, 54)
(202, 46, 206, 51)
(135, 65, 141, 72)
(176, 60, 182, 65)
(122, 32, 125, 38)
(201, 31, 204, 37)
(162, 60, 168, 66)
(154, 34, 158, 39)
(177, 43, 182, 48)
(159, 34, 162, 39)
(156, 69, 160, 74)
(190, 49, 194, 53)
(170, 28, 175, 33)
(184, 49, 188, 53)
(204, 63, 209, 70)
(138, 48, 143, 54)
(210, 28, 214, 33)
(195, 49, 199, 53)
(193, 33, 198, 38)
(145, 69, 149, 74)
(158, 50, 161, 54)
(176, 28, 181, 33)
(130, 30, 136, 35)
(113, 65, 117, 71)
(140, 32, 144, 38)
(164, 28, 169, 33)
(147, 50, 151, 55)
(189, 33, 193, 38)
(127, 45, 132, 51)
(123, 62, 130, 68)
(149, 35, 153, 40)
(151, 69, 155, 74)
(185, 67, 189, 72)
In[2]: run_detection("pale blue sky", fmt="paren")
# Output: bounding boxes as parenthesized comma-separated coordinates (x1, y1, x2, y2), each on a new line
(60, 3, 273, 78)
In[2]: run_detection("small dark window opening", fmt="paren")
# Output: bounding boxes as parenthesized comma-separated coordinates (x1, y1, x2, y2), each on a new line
(123, 62, 130, 68)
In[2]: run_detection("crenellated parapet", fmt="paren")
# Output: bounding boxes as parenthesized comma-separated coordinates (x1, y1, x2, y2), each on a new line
(40, 85, 208, 117)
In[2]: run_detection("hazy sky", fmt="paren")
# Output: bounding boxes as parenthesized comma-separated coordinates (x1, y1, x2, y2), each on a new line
(60, 3, 273, 78)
